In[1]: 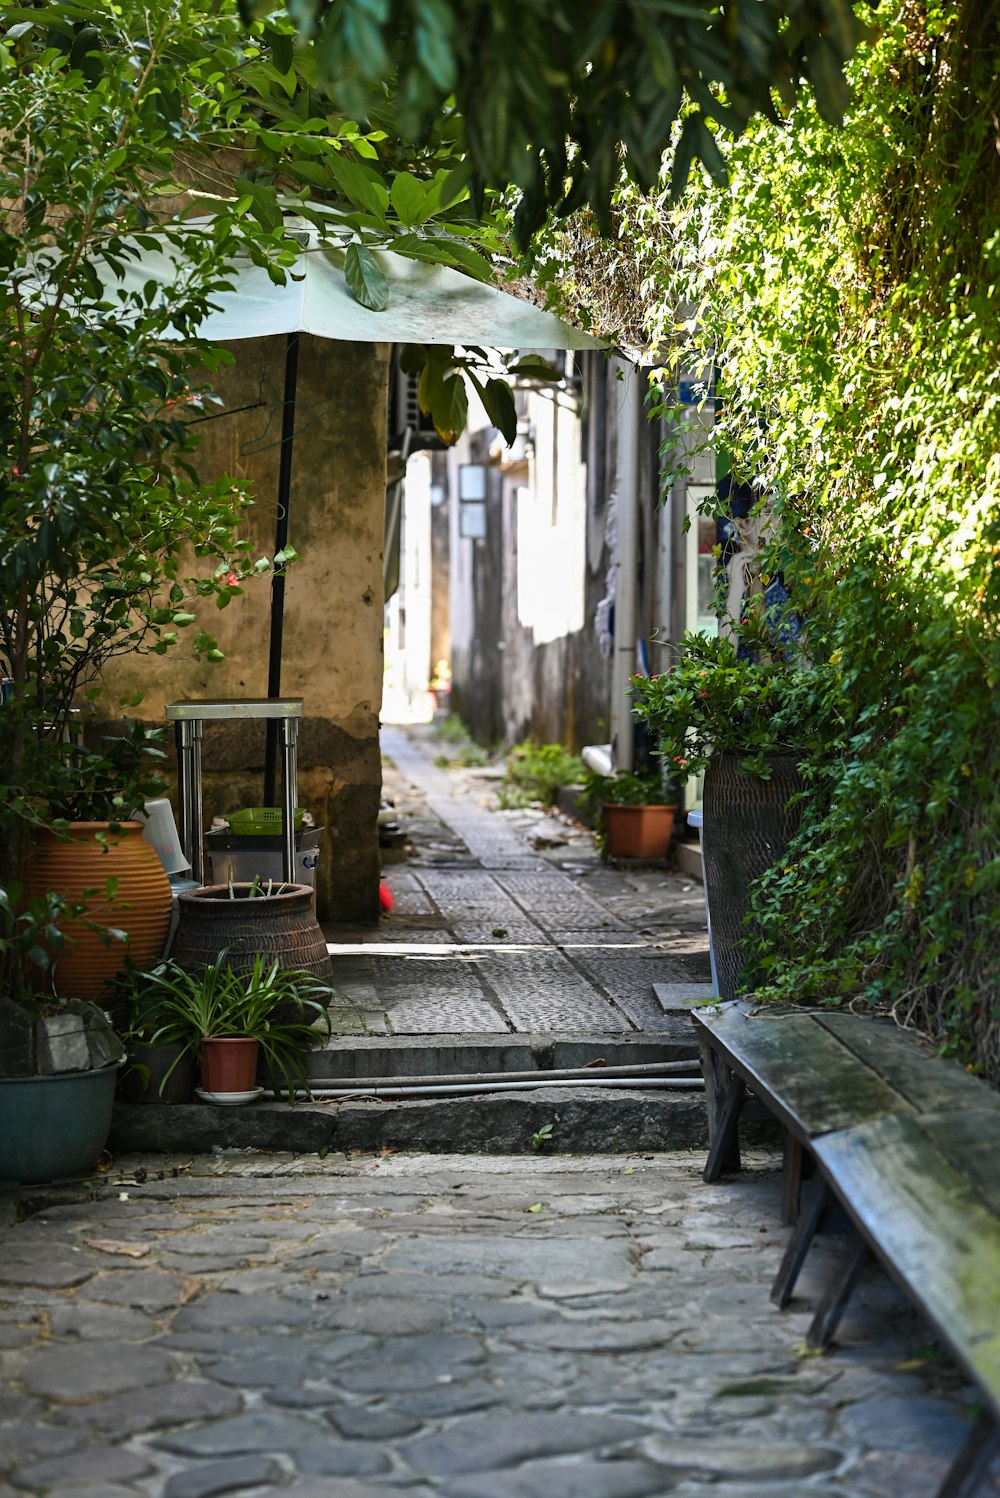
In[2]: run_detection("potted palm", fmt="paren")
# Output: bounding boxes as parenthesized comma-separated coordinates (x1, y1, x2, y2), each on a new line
(136, 951, 335, 1103)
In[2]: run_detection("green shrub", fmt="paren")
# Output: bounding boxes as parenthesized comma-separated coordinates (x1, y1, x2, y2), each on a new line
(505, 741, 586, 807)
(538, 0, 1000, 1077)
(642, 0, 1000, 1080)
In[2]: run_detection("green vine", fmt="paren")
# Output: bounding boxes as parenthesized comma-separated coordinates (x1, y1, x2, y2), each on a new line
(658, 0, 1000, 1078)
(543, 0, 1000, 1079)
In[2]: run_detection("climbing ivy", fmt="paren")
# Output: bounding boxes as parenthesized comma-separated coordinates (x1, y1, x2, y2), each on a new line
(654, 0, 1000, 1078)
(539, 0, 1000, 1077)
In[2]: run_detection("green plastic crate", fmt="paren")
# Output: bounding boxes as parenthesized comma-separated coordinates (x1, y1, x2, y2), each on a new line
(226, 806, 305, 837)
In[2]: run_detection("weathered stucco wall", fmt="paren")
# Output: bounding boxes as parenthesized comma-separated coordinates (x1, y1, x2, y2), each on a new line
(450, 356, 620, 752)
(102, 335, 389, 923)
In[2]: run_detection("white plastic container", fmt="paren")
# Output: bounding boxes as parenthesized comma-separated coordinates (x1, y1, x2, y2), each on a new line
(138, 798, 190, 874)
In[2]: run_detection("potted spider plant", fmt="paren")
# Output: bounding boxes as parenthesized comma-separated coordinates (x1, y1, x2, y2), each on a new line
(137, 951, 334, 1104)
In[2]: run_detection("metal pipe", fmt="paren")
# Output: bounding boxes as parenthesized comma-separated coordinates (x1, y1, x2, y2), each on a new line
(263, 1076, 705, 1101)
(297, 1060, 698, 1090)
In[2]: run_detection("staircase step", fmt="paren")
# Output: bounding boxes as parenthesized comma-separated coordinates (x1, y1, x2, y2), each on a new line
(307, 1026, 700, 1081)
(109, 1085, 709, 1157)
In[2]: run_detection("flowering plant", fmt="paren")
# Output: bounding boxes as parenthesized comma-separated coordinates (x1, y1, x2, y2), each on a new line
(631, 631, 823, 780)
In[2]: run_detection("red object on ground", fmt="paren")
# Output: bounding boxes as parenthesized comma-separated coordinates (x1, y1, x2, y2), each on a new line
(379, 880, 394, 913)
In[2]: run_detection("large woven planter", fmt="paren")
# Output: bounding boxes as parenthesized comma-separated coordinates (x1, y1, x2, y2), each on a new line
(170, 882, 333, 985)
(701, 755, 804, 1001)
(22, 822, 172, 1010)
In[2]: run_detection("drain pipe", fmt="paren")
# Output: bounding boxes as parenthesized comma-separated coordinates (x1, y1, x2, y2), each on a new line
(611, 358, 642, 771)
(266, 1077, 705, 1101)
(260, 1060, 706, 1102)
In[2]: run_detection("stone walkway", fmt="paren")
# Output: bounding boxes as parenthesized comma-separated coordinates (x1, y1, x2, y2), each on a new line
(1, 1150, 990, 1498)
(3, 728, 996, 1495)
(325, 726, 712, 1040)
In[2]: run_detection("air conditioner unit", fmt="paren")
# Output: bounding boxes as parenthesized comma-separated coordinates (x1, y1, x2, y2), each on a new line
(389, 356, 445, 451)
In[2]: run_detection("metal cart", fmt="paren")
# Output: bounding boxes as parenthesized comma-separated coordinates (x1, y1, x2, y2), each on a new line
(165, 698, 303, 885)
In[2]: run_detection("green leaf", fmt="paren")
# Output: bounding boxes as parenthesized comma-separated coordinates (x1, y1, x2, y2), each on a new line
(390, 173, 430, 228)
(264, 24, 294, 76)
(390, 233, 495, 283)
(431, 373, 468, 444)
(398, 343, 427, 375)
(669, 116, 700, 200)
(482, 378, 517, 444)
(235, 178, 284, 233)
(326, 154, 389, 224)
(344, 242, 389, 310)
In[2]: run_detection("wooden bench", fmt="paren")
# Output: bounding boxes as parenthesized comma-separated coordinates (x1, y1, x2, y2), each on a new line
(692, 1001, 1000, 1498)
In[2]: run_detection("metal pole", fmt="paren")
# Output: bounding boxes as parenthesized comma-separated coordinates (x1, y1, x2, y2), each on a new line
(265, 1077, 706, 1101)
(612, 358, 640, 770)
(264, 330, 300, 806)
(280, 716, 299, 882)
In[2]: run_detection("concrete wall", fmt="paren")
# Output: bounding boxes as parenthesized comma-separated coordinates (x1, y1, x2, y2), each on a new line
(101, 334, 389, 924)
(449, 354, 667, 755)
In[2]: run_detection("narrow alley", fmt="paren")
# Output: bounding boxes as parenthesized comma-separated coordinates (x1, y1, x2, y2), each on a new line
(330, 723, 712, 1043)
(2, 727, 994, 1498)
(111, 723, 717, 1159)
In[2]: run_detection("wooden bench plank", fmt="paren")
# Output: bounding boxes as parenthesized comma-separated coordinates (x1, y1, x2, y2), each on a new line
(816, 1013, 1000, 1118)
(692, 1005, 912, 1139)
(813, 1113, 1000, 1423)
(916, 1108, 1000, 1218)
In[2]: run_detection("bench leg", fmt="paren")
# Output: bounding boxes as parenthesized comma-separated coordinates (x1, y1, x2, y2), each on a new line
(807, 1229, 871, 1350)
(937, 1413, 1000, 1498)
(703, 1071, 745, 1183)
(772, 1176, 829, 1309)
(781, 1133, 804, 1225)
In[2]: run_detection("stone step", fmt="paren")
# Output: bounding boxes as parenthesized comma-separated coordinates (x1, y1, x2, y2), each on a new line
(108, 1007, 712, 1162)
(306, 1024, 701, 1081)
(109, 1084, 709, 1157)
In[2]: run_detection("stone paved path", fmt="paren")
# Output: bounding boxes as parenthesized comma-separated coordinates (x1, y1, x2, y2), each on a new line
(1, 1150, 993, 1498)
(325, 727, 712, 1040)
(107, 723, 717, 1158)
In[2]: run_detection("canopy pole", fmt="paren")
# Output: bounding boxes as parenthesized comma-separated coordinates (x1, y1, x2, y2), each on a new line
(264, 331, 300, 806)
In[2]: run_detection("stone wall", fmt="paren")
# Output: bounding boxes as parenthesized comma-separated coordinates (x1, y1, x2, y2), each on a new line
(100, 335, 389, 924)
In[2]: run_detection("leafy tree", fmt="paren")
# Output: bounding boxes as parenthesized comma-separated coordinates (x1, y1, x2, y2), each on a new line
(0, 1, 299, 955)
(240, 0, 874, 243)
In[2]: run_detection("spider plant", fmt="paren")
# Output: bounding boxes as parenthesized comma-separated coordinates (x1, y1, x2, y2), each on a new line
(138, 950, 334, 1100)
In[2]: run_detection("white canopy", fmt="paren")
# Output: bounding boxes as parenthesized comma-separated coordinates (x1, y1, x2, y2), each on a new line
(101, 228, 602, 351)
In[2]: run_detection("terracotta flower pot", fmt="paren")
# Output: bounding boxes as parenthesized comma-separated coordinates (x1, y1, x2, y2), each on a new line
(602, 803, 676, 860)
(199, 1036, 260, 1095)
(22, 822, 172, 1012)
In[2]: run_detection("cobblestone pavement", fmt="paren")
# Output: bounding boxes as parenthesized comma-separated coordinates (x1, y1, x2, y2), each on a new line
(4, 732, 995, 1494)
(2, 1149, 993, 1498)
(324, 726, 713, 1039)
